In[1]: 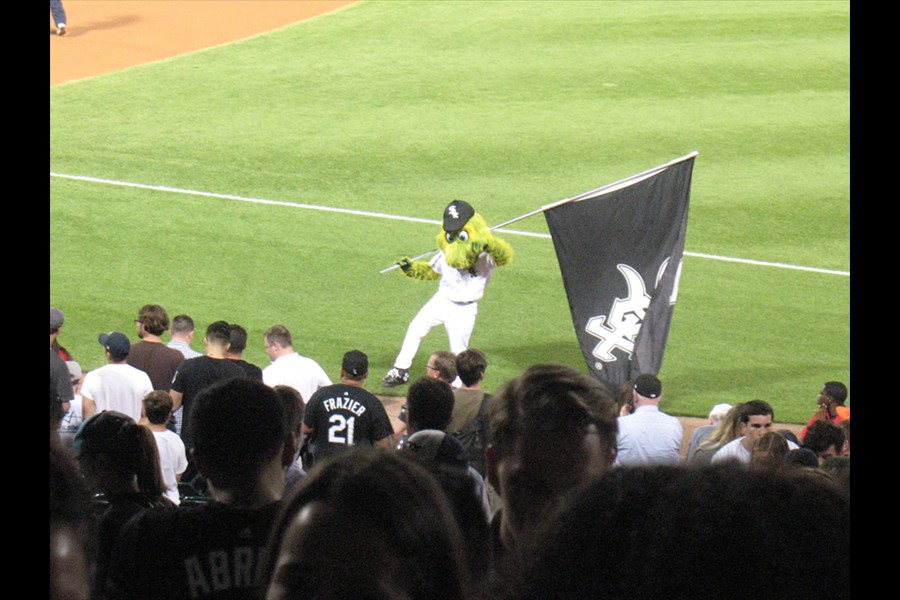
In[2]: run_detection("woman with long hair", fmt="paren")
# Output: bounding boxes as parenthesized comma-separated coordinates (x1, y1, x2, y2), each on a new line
(74, 410, 171, 596)
(688, 402, 745, 466)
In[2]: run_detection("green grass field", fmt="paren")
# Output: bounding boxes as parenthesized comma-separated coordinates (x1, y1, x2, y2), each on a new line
(50, 0, 849, 423)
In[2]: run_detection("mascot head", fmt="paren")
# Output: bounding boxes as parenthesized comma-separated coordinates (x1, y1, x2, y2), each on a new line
(438, 200, 493, 269)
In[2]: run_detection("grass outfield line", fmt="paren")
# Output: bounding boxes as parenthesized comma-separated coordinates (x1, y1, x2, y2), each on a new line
(50, 170, 850, 278)
(50, 1, 849, 423)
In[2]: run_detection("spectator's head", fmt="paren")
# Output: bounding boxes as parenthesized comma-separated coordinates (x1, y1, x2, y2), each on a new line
(261, 450, 471, 600)
(142, 390, 174, 426)
(204, 320, 232, 351)
(498, 464, 850, 600)
(264, 325, 293, 359)
(406, 377, 455, 434)
(820, 381, 848, 406)
(274, 385, 306, 468)
(136, 304, 169, 337)
(632, 373, 662, 405)
(697, 402, 746, 452)
(456, 349, 487, 387)
(341, 349, 369, 383)
(749, 431, 789, 470)
(615, 379, 635, 416)
(784, 447, 820, 469)
(170, 314, 195, 340)
(708, 403, 733, 424)
(739, 400, 774, 447)
(74, 410, 164, 502)
(802, 421, 846, 465)
(190, 378, 285, 491)
(837, 419, 850, 455)
(428, 351, 457, 384)
(486, 364, 617, 551)
(821, 455, 850, 491)
(98, 331, 130, 362)
(227, 323, 249, 355)
(50, 439, 94, 600)
(274, 385, 306, 435)
(50, 306, 65, 337)
(777, 429, 801, 446)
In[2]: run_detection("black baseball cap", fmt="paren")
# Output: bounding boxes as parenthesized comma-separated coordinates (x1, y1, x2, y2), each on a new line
(98, 331, 131, 358)
(443, 199, 475, 231)
(633, 374, 661, 399)
(342, 350, 368, 378)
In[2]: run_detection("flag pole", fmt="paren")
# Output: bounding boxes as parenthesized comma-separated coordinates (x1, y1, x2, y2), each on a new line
(379, 152, 699, 274)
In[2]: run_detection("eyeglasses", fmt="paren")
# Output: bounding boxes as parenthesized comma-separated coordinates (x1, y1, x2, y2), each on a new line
(426, 364, 439, 371)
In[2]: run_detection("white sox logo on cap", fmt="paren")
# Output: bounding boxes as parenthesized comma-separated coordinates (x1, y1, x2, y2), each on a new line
(443, 199, 474, 231)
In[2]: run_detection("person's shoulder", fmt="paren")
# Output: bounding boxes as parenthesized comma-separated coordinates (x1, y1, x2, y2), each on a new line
(714, 437, 742, 455)
(298, 354, 327, 369)
(161, 343, 185, 359)
(351, 384, 381, 402)
(663, 411, 683, 427)
(177, 355, 204, 370)
(308, 382, 339, 399)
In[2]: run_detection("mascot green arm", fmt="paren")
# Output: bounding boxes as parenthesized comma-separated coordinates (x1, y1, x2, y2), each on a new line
(397, 256, 441, 281)
(480, 233, 513, 267)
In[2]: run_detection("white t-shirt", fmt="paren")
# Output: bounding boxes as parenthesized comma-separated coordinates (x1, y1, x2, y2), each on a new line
(152, 429, 188, 505)
(262, 352, 332, 403)
(711, 436, 799, 465)
(80, 363, 153, 423)
(431, 251, 497, 304)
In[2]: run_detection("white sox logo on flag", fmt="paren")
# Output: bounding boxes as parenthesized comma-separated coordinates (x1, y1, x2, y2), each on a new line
(585, 264, 650, 369)
(448, 205, 459, 219)
(584, 259, 680, 370)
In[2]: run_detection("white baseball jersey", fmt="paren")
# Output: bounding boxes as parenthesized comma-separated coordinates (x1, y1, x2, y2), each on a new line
(431, 251, 496, 304)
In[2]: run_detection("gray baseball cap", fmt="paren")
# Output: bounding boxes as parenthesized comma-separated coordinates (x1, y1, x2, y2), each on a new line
(50, 307, 65, 329)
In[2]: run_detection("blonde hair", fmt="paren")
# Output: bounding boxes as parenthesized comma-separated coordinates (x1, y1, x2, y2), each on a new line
(697, 402, 745, 452)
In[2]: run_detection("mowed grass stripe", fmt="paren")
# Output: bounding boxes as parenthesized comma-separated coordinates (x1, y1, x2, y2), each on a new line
(50, 171, 850, 277)
(51, 1, 848, 421)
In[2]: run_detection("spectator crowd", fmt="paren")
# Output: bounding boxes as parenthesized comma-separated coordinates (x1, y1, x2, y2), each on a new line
(50, 304, 850, 600)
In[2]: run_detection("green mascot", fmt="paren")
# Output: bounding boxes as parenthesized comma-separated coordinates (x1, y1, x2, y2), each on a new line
(382, 199, 513, 386)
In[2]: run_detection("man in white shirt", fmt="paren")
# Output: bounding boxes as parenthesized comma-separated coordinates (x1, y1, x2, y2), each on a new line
(614, 374, 683, 467)
(81, 332, 153, 423)
(712, 400, 798, 465)
(262, 325, 331, 402)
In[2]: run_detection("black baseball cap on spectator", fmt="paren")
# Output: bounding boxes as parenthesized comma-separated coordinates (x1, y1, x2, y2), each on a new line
(342, 350, 368, 378)
(633, 374, 661, 399)
(98, 332, 130, 360)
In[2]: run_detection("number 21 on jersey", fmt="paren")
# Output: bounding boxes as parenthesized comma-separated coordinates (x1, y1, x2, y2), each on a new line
(328, 414, 355, 445)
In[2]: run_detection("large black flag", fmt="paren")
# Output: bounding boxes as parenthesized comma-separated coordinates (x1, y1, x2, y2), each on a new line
(544, 154, 696, 390)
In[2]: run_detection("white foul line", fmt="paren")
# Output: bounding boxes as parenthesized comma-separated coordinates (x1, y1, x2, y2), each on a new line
(49, 172, 849, 277)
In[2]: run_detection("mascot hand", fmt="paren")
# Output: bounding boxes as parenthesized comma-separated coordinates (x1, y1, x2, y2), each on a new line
(485, 235, 513, 266)
(397, 257, 413, 273)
